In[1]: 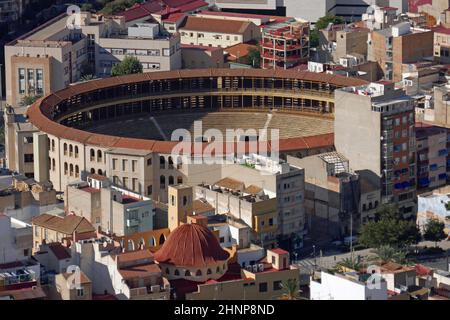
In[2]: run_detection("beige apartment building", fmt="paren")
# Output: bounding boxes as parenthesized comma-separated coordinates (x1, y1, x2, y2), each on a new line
(318, 24, 369, 64)
(368, 22, 433, 82)
(335, 81, 417, 217)
(31, 213, 96, 252)
(179, 16, 260, 48)
(65, 174, 154, 237)
(3, 106, 38, 176)
(4, 11, 181, 108)
(52, 271, 93, 300)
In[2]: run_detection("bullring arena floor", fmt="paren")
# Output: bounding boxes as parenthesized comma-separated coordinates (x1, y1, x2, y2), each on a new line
(81, 111, 334, 141)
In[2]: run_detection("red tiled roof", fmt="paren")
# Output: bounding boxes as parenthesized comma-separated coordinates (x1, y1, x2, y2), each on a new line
(154, 223, 229, 268)
(180, 16, 252, 34)
(162, 12, 186, 23)
(270, 248, 289, 255)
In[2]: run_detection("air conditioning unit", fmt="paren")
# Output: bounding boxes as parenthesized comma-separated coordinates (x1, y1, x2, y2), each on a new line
(252, 265, 259, 273)
(245, 265, 253, 272)
(258, 264, 264, 272)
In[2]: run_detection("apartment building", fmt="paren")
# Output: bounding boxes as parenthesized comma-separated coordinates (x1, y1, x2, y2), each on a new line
(0, 214, 32, 264)
(4, 11, 181, 108)
(310, 270, 388, 300)
(318, 24, 369, 64)
(3, 106, 38, 176)
(52, 271, 92, 300)
(335, 81, 417, 217)
(179, 16, 260, 48)
(288, 152, 381, 241)
(432, 10, 450, 63)
(194, 179, 279, 249)
(72, 240, 170, 300)
(417, 185, 450, 235)
(0, 175, 60, 223)
(65, 174, 154, 237)
(31, 213, 96, 252)
(362, 5, 397, 31)
(415, 123, 449, 190)
(368, 22, 433, 82)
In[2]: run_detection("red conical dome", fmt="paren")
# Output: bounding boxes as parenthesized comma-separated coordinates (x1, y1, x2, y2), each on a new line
(154, 223, 229, 268)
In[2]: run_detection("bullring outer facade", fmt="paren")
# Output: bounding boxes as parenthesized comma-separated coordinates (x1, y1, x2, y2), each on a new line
(27, 68, 367, 204)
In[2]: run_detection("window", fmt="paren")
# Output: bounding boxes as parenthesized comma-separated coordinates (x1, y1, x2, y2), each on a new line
(169, 176, 174, 185)
(132, 178, 138, 192)
(259, 282, 268, 292)
(76, 288, 84, 297)
(147, 158, 152, 166)
(147, 185, 153, 195)
(69, 164, 74, 176)
(219, 237, 225, 243)
(174, 269, 180, 276)
(90, 149, 95, 161)
(74, 146, 79, 158)
(18, 68, 25, 94)
(112, 158, 118, 170)
(97, 150, 102, 162)
(63, 143, 68, 155)
(36, 69, 43, 94)
(196, 270, 202, 276)
(75, 165, 79, 178)
(160, 176, 166, 189)
(24, 154, 34, 163)
(185, 270, 191, 276)
(123, 177, 128, 188)
(269, 218, 273, 226)
(160, 156, 166, 169)
(27, 69, 34, 94)
(131, 160, 137, 172)
(273, 281, 282, 291)
(122, 159, 127, 171)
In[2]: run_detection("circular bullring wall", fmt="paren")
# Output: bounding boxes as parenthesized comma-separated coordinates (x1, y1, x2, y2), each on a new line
(27, 68, 366, 200)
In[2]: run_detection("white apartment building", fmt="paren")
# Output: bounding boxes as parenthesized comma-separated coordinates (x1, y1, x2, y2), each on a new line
(0, 214, 32, 264)
(310, 271, 388, 300)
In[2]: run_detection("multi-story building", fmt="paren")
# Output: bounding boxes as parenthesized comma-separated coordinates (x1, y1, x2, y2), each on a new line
(417, 185, 450, 235)
(415, 123, 448, 190)
(0, 174, 60, 223)
(194, 179, 279, 249)
(65, 174, 154, 237)
(310, 270, 388, 300)
(362, 5, 397, 31)
(432, 10, 450, 63)
(3, 106, 38, 176)
(73, 240, 170, 300)
(335, 81, 417, 217)
(0, 214, 32, 264)
(4, 11, 181, 108)
(52, 271, 92, 300)
(261, 19, 310, 69)
(0, 257, 43, 299)
(179, 16, 260, 48)
(368, 22, 433, 82)
(31, 213, 96, 252)
(213, 0, 404, 24)
(288, 152, 381, 242)
(318, 24, 369, 64)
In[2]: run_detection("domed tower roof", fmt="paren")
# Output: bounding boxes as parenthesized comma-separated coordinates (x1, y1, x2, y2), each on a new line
(154, 223, 229, 268)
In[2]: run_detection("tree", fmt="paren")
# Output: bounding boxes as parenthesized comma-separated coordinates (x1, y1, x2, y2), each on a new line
(358, 205, 421, 249)
(244, 47, 261, 68)
(372, 245, 407, 264)
(423, 219, 447, 247)
(336, 257, 362, 271)
(111, 56, 143, 77)
(20, 95, 42, 107)
(310, 15, 345, 47)
(80, 74, 97, 82)
(280, 278, 299, 300)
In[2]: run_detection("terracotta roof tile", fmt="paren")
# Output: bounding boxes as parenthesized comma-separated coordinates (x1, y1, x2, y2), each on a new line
(181, 16, 252, 34)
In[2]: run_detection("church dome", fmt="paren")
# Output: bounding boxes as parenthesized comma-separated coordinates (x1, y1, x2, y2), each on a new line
(154, 223, 229, 268)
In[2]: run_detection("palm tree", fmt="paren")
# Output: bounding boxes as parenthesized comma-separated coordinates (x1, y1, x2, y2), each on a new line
(336, 257, 362, 271)
(280, 278, 300, 300)
(372, 245, 407, 264)
(79, 74, 96, 82)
